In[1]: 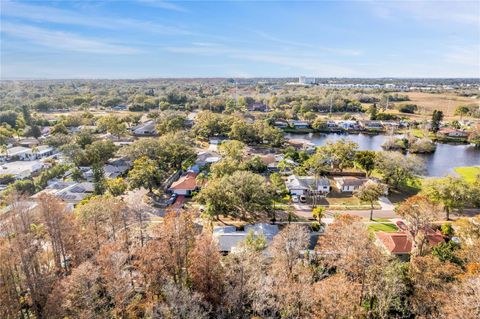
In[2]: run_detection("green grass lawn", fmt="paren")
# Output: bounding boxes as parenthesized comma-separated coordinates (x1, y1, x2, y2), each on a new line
(454, 166, 480, 183)
(367, 223, 399, 233)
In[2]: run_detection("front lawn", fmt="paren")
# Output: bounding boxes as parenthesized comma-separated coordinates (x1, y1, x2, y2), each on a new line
(367, 222, 398, 233)
(454, 166, 480, 184)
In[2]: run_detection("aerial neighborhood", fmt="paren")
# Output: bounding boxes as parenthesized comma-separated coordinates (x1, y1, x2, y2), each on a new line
(0, 77, 479, 318)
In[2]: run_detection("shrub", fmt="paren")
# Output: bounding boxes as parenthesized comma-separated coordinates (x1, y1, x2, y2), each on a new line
(397, 104, 418, 114)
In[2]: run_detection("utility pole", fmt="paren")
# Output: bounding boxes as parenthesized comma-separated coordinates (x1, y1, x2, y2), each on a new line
(235, 80, 238, 109)
(329, 94, 333, 114)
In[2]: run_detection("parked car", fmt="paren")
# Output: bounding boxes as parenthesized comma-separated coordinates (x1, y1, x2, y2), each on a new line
(292, 195, 299, 203)
(300, 195, 307, 203)
(166, 193, 178, 205)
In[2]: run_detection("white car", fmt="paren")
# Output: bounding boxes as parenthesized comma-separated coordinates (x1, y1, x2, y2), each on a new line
(292, 195, 299, 203)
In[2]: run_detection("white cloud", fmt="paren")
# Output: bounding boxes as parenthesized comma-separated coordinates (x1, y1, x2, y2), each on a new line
(163, 44, 358, 76)
(136, 0, 187, 12)
(1, 1, 192, 35)
(1, 23, 141, 54)
(254, 31, 363, 56)
(370, 0, 480, 26)
(444, 46, 480, 67)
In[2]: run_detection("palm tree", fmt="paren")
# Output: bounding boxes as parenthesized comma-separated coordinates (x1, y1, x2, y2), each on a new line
(0, 144, 7, 162)
(312, 206, 325, 224)
(31, 145, 39, 160)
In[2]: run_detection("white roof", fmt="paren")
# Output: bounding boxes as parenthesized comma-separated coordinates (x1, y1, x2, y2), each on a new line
(6, 146, 30, 156)
(0, 161, 42, 176)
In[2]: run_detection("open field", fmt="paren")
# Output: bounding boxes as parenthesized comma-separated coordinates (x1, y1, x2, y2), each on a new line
(454, 166, 480, 183)
(402, 92, 478, 117)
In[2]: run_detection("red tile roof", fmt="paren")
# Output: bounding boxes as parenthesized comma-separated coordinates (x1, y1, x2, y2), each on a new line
(170, 172, 198, 190)
(375, 231, 444, 255)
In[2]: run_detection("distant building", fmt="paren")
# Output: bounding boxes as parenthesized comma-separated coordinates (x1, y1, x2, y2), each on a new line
(299, 76, 316, 85)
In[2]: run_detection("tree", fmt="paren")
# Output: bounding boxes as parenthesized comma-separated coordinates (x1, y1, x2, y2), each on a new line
(422, 176, 472, 220)
(93, 164, 106, 195)
(188, 232, 224, 305)
(408, 255, 462, 318)
(354, 150, 376, 177)
(197, 171, 272, 221)
(128, 156, 162, 193)
(97, 115, 128, 138)
(312, 206, 325, 223)
(375, 151, 424, 189)
(106, 177, 128, 197)
(455, 105, 470, 119)
(217, 139, 245, 161)
(431, 110, 444, 133)
(396, 195, 442, 258)
(157, 132, 195, 170)
(319, 138, 358, 172)
(36, 194, 81, 274)
(141, 212, 197, 290)
(85, 140, 116, 165)
(354, 180, 387, 220)
(45, 261, 112, 319)
(155, 111, 187, 135)
(468, 124, 480, 146)
(269, 224, 314, 318)
(369, 103, 378, 120)
(313, 275, 364, 319)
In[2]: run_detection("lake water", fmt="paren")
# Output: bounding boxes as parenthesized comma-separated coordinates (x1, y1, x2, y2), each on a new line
(285, 133, 480, 177)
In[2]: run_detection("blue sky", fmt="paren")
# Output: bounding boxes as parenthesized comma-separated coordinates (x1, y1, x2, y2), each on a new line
(1, 0, 479, 79)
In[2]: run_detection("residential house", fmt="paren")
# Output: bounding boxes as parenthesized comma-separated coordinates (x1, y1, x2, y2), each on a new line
(338, 120, 359, 130)
(132, 121, 157, 136)
(169, 172, 199, 196)
(111, 105, 127, 111)
(286, 138, 315, 151)
(375, 231, 444, 258)
(2, 147, 32, 161)
(104, 158, 132, 178)
(273, 120, 289, 129)
(362, 121, 384, 130)
(1, 145, 55, 162)
(196, 151, 221, 167)
(0, 161, 43, 179)
(334, 177, 369, 192)
(17, 138, 40, 147)
(248, 103, 268, 112)
(438, 128, 468, 138)
(213, 223, 279, 253)
(35, 145, 55, 159)
(33, 181, 94, 206)
(289, 120, 310, 129)
(286, 175, 331, 196)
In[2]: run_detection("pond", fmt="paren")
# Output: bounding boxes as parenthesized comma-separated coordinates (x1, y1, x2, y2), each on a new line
(285, 133, 480, 177)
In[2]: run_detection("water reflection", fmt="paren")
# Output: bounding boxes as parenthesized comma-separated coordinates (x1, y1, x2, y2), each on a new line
(286, 133, 480, 177)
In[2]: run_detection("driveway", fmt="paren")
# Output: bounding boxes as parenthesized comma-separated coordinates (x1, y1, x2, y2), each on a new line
(378, 197, 395, 211)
